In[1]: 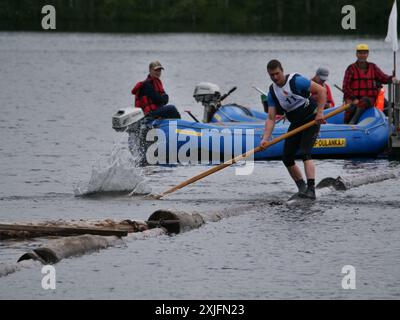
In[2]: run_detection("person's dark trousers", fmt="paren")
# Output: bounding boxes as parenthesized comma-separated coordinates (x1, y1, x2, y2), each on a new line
(345, 97, 373, 124)
(148, 105, 181, 119)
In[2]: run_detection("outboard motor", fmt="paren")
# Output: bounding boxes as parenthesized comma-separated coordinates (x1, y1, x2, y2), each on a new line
(193, 82, 221, 123)
(112, 108, 144, 132)
(112, 107, 150, 165)
(193, 82, 237, 123)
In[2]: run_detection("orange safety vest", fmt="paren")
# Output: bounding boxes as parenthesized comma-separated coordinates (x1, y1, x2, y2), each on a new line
(374, 88, 385, 111)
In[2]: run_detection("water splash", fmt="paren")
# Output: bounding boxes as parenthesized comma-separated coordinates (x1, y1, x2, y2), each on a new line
(73, 142, 151, 196)
(0, 260, 41, 278)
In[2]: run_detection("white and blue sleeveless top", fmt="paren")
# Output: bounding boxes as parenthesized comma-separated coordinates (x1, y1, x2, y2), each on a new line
(267, 73, 311, 113)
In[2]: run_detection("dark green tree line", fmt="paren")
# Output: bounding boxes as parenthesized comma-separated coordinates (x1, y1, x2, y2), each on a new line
(0, 0, 395, 34)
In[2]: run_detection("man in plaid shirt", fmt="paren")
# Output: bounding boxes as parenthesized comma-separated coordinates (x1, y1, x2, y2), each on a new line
(342, 44, 395, 124)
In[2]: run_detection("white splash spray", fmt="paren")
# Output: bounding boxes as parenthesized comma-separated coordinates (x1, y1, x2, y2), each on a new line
(73, 142, 151, 196)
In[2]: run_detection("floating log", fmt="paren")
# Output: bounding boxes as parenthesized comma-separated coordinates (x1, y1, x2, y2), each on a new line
(16, 228, 167, 266)
(0, 223, 128, 239)
(316, 177, 347, 190)
(317, 172, 397, 191)
(18, 235, 123, 264)
(3, 208, 247, 273)
(147, 210, 205, 234)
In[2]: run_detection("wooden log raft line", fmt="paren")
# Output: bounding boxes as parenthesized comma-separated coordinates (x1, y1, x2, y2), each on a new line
(0, 223, 128, 239)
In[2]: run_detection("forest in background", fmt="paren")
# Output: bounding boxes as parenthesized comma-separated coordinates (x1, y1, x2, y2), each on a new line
(0, 0, 395, 34)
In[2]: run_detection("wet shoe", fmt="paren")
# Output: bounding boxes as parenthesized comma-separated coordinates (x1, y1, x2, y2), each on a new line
(295, 180, 307, 193)
(299, 188, 316, 200)
(299, 184, 307, 194)
(288, 191, 306, 201)
(288, 183, 308, 201)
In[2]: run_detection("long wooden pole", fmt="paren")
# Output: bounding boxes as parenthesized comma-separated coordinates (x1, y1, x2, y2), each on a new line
(153, 103, 352, 199)
(0, 223, 128, 238)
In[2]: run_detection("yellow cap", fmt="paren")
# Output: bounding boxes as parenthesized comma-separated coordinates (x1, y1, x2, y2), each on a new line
(356, 44, 369, 51)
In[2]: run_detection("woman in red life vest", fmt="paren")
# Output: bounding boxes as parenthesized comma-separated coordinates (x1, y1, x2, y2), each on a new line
(311, 67, 335, 108)
(132, 61, 181, 119)
(342, 44, 395, 124)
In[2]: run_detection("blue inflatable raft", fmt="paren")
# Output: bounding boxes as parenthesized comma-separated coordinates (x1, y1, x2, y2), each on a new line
(133, 103, 389, 164)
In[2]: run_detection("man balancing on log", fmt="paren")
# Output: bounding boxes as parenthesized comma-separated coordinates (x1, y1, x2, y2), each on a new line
(260, 59, 327, 200)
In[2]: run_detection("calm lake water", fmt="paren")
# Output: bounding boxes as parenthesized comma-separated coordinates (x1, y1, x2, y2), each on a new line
(0, 32, 399, 299)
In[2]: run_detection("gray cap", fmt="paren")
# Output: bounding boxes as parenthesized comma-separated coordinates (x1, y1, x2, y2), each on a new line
(316, 67, 329, 81)
(149, 61, 164, 71)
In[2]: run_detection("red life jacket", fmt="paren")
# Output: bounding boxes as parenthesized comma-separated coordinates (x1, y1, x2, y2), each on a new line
(131, 76, 165, 115)
(325, 83, 335, 107)
(350, 63, 379, 102)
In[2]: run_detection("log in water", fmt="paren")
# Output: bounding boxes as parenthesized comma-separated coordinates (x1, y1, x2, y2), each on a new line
(0, 223, 128, 239)
(11, 170, 399, 268)
(18, 235, 123, 264)
(147, 210, 205, 234)
(317, 172, 397, 191)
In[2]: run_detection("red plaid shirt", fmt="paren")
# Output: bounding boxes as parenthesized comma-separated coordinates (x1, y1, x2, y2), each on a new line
(342, 62, 391, 101)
